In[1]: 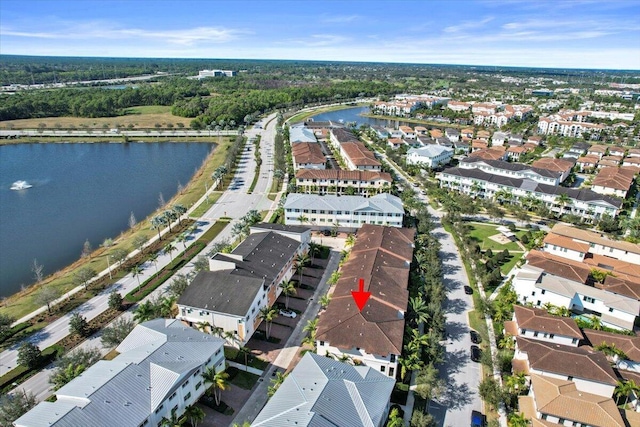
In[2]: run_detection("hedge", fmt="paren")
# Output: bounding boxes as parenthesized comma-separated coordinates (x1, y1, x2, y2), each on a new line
(0, 344, 63, 392)
(0, 322, 30, 345)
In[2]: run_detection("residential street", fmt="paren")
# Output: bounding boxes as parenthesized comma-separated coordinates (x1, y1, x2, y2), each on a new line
(5, 113, 280, 398)
(373, 148, 482, 427)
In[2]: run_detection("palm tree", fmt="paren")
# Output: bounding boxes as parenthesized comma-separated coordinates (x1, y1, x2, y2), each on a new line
(295, 252, 310, 284)
(210, 325, 224, 338)
(499, 334, 515, 350)
(279, 280, 296, 309)
(398, 353, 423, 381)
(555, 193, 572, 215)
(308, 242, 321, 265)
(159, 296, 177, 318)
(131, 264, 144, 293)
(409, 296, 430, 326)
(151, 215, 166, 240)
(504, 372, 527, 395)
(223, 331, 238, 347)
(182, 405, 205, 427)
(163, 210, 177, 233)
(134, 300, 156, 322)
(268, 371, 287, 397)
(589, 314, 603, 330)
(165, 243, 177, 262)
(259, 306, 279, 339)
(297, 214, 308, 226)
(345, 233, 356, 248)
(319, 294, 331, 309)
(202, 366, 229, 406)
(172, 204, 187, 225)
(508, 412, 531, 427)
(160, 412, 186, 427)
(176, 233, 188, 250)
(615, 379, 640, 408)
(196, 321, 210, 334)
(148, 252, 159, 275)
(303, 318, 318, 345)
(238, 346, 251, 371)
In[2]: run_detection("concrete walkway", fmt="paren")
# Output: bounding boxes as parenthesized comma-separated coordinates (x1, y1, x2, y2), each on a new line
(229, 251, 341, 426)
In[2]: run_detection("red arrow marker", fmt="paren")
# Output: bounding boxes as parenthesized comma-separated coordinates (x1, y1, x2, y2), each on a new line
(351, 278, 371, 311)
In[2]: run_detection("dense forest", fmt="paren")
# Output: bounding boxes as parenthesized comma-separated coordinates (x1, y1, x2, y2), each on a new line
(1, 55, 638, 127)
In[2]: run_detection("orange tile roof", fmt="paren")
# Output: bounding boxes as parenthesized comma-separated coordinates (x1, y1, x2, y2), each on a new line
(550, 224, 640, 255)
(295, 169, 392, 183)
(292, 142, 326, 165)
(532, 158, 575, 173)
(513, 305, 583, 339)
(543, 233, 590, 253)
(340, 142, 381, 167)
(582, 328, 640, 362)
(593, 166, 636, 191)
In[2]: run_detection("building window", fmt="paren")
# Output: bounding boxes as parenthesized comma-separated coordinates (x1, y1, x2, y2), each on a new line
(171, 405, 178, 416)
(533, 332, 539, 337)
(389, 367, 395, 377)
(169, 392, 176, 400)
(195, 381, 202, 390)
(583, 296, 595, 303)
(380, 366, 386, 373)
(184, 392, 191, 401)
(541, 290, 545, 295)
(390, 354, 396, 363)
(182, 380, 189, 388)
(609, 307, 614, 312)
(319, 341, 325, 346)
(549, 334, 554, 339)
(155, 404, 164, 414)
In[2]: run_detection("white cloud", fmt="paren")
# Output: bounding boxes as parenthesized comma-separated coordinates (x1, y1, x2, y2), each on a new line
(1, 21, 248, 45)
(443, 17, 494, 33)
(319, 14, 361, 24)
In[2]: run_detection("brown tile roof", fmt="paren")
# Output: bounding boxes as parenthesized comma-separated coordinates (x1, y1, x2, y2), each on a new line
(470, 147, 506, 161)
(528, 374, 624, 427)
(513, 305, 583, 339)
(512, 358, 530, 375)
(504, 320, 518, 337)
(582, 253, 640, 281)
(582, 329, 640, 362)
(628, 148, 640, 156)
(599, 159, 621, 168)
(577, 155, 600, 165)
(543, 233, 590, 253)
(517, 395, 536, 421)
(589, 145, 608, 153)
(593, 166, 636, 191)
(477, 130, 491, 139)
(526, 250, 591, 284)
(550, 224, 640, 256)
(316, 225, 415, 356)
(295, 169, 392, 183)
(601, 275, 640, 300)
(624, 157, 640, 165)
(429, 129, 443, 138)
(532, 157, 575, 173)
(340, 142, 381, 167)
(507, 146, 529, 154)
(292, 142, 326, 166)
(516, 337, 618, 385)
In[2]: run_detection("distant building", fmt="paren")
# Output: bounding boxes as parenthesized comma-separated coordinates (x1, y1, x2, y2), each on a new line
(14, 319, 226, 427)
(295, 169, 392, 196)
(198, 69, 236, 78)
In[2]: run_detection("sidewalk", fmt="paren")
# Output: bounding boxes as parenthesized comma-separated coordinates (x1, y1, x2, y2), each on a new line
(229, 251, 341, 426)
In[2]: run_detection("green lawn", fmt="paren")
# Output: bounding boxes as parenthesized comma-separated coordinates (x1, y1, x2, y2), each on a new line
(229, 369, 260, 390)
(500, 252, 525, 275)
(189, 192, 223, 218)
(124, 105, 172, 114)
(468, 223, 524, 251)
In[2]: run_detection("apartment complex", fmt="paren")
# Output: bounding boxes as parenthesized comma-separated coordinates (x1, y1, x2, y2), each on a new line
(295, 169, 392, 196)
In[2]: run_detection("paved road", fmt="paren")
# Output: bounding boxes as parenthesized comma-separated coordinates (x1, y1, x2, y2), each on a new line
(372, 146, 482, 426)
(3, 114, 279, 387)
(230, 251, 341, 426)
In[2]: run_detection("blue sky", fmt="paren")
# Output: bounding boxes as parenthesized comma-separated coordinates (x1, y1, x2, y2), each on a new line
(1, 0, 639, 69)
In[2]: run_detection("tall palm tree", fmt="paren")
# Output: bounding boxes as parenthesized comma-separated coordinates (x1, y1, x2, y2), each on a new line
(163, 210, 177, 233)
(176, 233, 188, 250)
(159, 296, 177, 318)
(303, 318, 319, 344)
(238, 346, 251, 371)
(196, 321, 210, 334)
(131, 264, 144, 293)
(148, 252, 159, 275)
(202, 366, 229, 406)
(297, 214, 308, 226)
(295, 252, 310, 284)
(160, 412, 186, 427)
(279, 280, 296, 309)
(308, 242, 321, 265)
(504, 373, 527, 395)
(555, 193, 572, 215)
(398, 352, 423, 381)
(165, 243, 177, 262)
(172, 204, 187, 225)
(151, 216, 166, 241)
(223, 331, 238, 347)
(589, 314, 603, 330)
(211, 326, 224, 338)
(259, 306, 279, 339)
(182, 405, 205, 427)
(615, 379, 640, 408)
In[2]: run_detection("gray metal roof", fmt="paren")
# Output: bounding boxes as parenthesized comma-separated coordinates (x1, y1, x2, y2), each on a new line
(290, 126, 318, 143)
(15, 319, 224, 427)
(284, 193, 404, 214)
(252, 353, 395, 427)
(178, 230, 303, 314)
(407, 145, 453, 158)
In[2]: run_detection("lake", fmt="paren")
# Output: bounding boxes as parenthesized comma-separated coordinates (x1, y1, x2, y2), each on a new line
(0, 142, 213, 298)
(308, 106, 420, 129)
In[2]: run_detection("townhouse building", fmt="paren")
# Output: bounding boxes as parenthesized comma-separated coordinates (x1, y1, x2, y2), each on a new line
(176, 224, 310, 346)
(399, 125, 416, 139)
(459, 158, 564, 185)
(253, 352, 395, 427)
(437, 167, 622, 220)
(284, 193, 404, 231)
(340, 141, 382, 171)
(503, 305, 584, 347)
(513, 336, 619, 397)
(531, 158, 575, 183)
(295, 169, 392, 196)
(592, 166, 637, 198)
(292, 142, 326, 170)
(15, 319, 226, 427)
(513, 265, 639, 331)
(316, 225, 415, 378)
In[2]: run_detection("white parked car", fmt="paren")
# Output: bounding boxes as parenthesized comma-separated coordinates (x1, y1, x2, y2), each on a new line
(279, 309, 297, 318)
